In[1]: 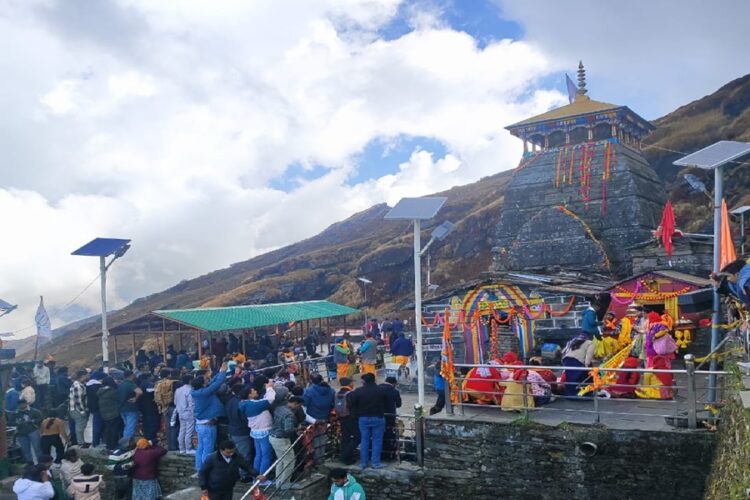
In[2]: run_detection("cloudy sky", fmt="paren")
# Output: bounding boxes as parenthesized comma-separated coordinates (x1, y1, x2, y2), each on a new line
(2, 0, 749, 337)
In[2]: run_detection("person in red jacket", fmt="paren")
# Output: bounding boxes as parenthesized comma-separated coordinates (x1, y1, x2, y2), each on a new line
(608, 356, 640, 398)
(130, 439, 166, 499)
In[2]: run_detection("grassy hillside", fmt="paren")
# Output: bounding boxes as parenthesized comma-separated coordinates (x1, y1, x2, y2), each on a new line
(30, 72, 750, 367)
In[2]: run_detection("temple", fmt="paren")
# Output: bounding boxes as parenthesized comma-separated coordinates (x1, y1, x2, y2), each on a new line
(492, 62, 666, 277)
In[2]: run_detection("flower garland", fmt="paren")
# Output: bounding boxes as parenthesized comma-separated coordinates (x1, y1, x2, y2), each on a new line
(612, 285, 693, 301)
(601, 141, 616, 215)
(609, 282, 643, 305)
(489, 316, 500, 360)
(568, 146, 576, 185)
(555, 148, 565, 187)
(556, 205, 611, 270)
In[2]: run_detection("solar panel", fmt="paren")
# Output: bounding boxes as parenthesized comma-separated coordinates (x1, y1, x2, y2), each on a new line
(673, 141, 750, 170)
(72, 238, 131, 257)
(384, 197, 447, 220)
(730, 205, 750, 215)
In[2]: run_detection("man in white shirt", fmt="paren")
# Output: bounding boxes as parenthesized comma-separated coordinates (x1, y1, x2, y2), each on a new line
(32, 361, 50, 408)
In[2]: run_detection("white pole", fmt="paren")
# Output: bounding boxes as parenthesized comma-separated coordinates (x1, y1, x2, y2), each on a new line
(709, 166, 723, 403)
(100, 256, 110, 373)
(414, 219, 425, 406)
(363, 284, 368, 334)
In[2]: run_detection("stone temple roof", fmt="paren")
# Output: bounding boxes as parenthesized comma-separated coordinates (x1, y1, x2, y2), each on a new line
(507, 95, 624, 128)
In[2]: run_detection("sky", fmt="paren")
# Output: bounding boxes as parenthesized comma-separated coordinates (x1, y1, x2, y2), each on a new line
(1, 0, 749, 337)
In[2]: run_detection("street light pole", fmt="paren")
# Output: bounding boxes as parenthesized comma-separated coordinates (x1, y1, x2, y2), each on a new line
(100, 256, 110, 371)
(413, 219, 425, 406)
(709, 165, 723, 403)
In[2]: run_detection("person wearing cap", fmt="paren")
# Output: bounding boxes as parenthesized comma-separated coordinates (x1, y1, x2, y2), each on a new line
(268, 387, 303, 489)
(13, 398, 43, 465)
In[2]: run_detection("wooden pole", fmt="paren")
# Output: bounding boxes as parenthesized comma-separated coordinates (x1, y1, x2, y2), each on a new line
(197, 331, 202, 358)
(161, 319, 167, 357)
(113, 334, 119, 364)
(242, 330, 247, 356)
(131, 332, 136, 363)
(178, 324, 183, 351)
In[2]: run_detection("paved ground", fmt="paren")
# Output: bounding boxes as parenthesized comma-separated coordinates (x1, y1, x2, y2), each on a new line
(358, 358, 726, 433)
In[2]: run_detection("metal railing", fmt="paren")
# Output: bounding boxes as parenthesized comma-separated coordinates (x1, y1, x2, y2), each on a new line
(441, 354, 727, 430)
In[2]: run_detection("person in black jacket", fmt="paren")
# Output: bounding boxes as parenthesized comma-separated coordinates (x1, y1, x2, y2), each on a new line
(347, 372, 387, 470)
(199, 440, 254, 500)
(378, 376, 402, 461)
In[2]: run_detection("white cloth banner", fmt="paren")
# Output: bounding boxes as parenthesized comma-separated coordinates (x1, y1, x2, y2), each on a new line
(35, 296, 52, 339)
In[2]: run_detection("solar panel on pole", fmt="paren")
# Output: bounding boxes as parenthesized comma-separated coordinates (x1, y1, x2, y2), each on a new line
(673, 140, 750, 170)
(384, 197, 447, 220)
(71, 238, 131, 257)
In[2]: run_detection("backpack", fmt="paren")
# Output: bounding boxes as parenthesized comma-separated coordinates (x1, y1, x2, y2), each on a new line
(334, 391, 350, 418)
(154, 379, 174, 414)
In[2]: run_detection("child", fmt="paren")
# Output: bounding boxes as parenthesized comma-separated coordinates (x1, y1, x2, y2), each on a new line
(67, 463, 105, 500)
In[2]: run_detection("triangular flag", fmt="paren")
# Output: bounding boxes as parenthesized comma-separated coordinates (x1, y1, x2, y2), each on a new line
(565, 74, 578, 104)
(720, 198, 737, 269)
(659, 201, 676, 259)
(35, 296, 52, 340)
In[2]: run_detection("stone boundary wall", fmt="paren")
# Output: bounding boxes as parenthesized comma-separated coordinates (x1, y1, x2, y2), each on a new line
(704, 366, 750, 499)
(77, 448, 196, 499)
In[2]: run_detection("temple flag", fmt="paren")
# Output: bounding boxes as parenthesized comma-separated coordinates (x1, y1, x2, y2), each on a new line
(659, 201, 676, 259)
(566, 74, 578, 103)
(35, 296, 52, 340)
(720, 198, 736, 268)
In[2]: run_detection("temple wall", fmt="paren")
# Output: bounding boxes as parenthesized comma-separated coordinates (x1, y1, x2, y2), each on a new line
(493, 141, 666, 276)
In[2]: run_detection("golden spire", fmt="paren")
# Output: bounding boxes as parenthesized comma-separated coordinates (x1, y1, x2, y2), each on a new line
(576, 60, 589, 101)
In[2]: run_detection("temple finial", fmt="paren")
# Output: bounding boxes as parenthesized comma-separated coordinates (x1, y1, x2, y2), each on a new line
(577, 60, 588, 97)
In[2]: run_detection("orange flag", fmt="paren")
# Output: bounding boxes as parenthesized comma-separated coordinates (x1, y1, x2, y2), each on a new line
(720, 198, 736, 269)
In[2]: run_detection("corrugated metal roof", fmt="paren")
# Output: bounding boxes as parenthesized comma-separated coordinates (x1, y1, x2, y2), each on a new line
(153, 300, 358, 332)
(608, 270, 711, 289)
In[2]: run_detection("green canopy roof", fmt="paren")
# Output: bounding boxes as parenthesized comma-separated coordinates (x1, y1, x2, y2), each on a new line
(153, 300, 358, 332)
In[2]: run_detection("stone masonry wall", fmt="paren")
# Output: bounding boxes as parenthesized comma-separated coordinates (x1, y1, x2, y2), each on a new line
(77, 448, 197, 499)
(704, 366, 750, 500)
(423, 419, 715, 500)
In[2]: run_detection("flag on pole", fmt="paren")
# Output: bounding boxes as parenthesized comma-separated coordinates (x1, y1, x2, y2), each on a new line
(720, 198, 737, 269)
(565, 74, 578, 104)
(659, 200, 676, 259)
(35, 296, 52, 340)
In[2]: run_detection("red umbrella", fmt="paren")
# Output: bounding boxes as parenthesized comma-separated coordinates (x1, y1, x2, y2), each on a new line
(659, 201, 676, 258)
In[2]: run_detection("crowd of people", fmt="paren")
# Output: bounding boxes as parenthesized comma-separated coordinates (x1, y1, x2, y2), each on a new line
(7, 325, 411, 499)
(459, 300, 688, 407)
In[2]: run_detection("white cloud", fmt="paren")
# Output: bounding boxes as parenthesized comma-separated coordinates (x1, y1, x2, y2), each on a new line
(0, 0, 579, 337)
(496, 0, 750, 118)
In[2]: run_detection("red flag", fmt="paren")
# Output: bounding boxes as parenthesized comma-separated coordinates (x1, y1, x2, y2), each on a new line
(659, 201, 676, 258)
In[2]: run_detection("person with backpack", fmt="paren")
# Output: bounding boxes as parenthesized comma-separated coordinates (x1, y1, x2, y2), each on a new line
(154, 369, 178, 450)
(334, 378, 358, 465)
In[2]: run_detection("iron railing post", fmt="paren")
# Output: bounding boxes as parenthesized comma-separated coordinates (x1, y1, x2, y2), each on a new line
(522, 375, 529, 420)
(685, 354, 697, 429)
(414, 403, 424, 467)
(593, 387, 600, 425)
(445, 378, 453, 415)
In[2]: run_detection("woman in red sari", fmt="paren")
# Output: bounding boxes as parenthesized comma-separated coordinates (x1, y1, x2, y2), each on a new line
(462, 361, 503, 405)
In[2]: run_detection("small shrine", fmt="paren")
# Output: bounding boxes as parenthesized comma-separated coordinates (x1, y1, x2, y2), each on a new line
(493, 62, 666, 276)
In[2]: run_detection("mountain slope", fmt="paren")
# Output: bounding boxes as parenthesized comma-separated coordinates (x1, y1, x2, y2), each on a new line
(31, 72, 750, 367)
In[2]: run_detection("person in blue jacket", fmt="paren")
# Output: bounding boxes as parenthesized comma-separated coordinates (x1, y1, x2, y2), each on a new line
(191, 362, 227, 476)
(303, 374, 335, 463)
(581, 302, 602, 340)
